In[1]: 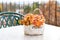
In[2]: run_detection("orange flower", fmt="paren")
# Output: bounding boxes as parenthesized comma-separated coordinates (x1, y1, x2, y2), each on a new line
(19, 13, 45, 27)
(24, 13, 34, 24)
(32, 14, 45, 28)
(18, 20, 24, 25)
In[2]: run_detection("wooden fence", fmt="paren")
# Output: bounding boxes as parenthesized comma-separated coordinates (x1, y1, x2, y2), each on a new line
(40, 1, 60, 26)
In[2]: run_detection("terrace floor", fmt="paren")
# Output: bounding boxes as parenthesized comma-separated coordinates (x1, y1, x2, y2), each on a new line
(0, 24, 60, 40)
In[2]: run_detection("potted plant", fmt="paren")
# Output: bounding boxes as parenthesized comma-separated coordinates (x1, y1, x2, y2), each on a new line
(18, 8, 45, 36)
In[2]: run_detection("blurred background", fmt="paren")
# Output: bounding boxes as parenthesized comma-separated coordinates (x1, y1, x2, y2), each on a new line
(0, 0, 60, 28)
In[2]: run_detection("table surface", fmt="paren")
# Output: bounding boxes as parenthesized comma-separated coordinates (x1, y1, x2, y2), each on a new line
(0, 24, 60, 40)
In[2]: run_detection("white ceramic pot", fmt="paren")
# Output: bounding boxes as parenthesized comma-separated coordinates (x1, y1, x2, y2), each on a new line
(24, 24, 44, 36)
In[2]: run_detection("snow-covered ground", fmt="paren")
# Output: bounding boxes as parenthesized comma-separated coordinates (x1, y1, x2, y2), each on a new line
(0, 24, 60, 40)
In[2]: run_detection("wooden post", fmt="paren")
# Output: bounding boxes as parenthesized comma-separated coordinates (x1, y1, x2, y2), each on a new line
(6, 2, 7, 11)
(10, 2, 11, 11)
(19, 2, 20, 10)
(55, 1, 57, 26)
(49, 0, 50, 24)
(14, 2, 16, 12)
(2, 1, 3, 12)
(41, 1, 45, 16)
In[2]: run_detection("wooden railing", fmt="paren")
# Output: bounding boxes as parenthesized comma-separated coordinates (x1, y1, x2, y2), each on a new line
(40, 1, 60, 26)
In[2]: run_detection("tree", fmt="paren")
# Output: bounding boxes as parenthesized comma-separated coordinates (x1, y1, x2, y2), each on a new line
(24, 5, 31, 14)
(24, 2, 39, 14)
(31, 2, 39, 12)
